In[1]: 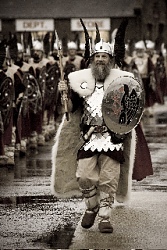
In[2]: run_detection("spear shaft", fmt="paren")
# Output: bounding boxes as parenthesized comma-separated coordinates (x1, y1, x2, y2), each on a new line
(55, 30, 69, 121)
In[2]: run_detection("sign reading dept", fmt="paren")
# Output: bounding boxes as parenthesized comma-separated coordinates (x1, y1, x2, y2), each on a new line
(16, 19, 54, 31)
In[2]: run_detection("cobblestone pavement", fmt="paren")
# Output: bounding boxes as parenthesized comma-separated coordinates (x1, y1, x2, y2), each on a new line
(0, 101, 167, 249)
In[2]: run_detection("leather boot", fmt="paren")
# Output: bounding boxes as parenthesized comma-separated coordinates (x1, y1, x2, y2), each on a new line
(81, 185, 99, 229)
(29, 131, 37, 149)
(98, 191, 114, 233)
(14, 143, 20, 157)
(5, 146, 15, 166)
(0, 155, 8, 166)
(37, 134, 45, 146)
(20, 138, 27, 156)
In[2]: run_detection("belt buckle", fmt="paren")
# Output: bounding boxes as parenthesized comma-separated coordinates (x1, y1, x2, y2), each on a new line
(94, 126, 107, 133)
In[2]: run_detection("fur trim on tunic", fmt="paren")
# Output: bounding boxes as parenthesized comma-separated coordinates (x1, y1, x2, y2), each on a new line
(51, 110, 82, 198)
(68, 68, 134, 97)
(116, 128, 136, 203)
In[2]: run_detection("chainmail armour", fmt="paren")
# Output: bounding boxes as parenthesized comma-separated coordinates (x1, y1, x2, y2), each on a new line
(82, 82, 123, 152)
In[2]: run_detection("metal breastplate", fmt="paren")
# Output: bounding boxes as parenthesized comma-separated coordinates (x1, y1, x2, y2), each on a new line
(82, 82, 104, 126)
(82, 82, 123, 152)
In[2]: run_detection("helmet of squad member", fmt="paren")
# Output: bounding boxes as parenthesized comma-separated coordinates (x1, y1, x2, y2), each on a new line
(134, 40, 146, 50)
(145, 40, 155, 49)
(67, 41, 77, 50)
(79, 43, 85, 51)
(32, 40, 43, 51)
(17, 43, 23, 52)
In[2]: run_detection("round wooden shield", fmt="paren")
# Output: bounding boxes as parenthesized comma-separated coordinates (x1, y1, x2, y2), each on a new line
(102, 76, 145, 134)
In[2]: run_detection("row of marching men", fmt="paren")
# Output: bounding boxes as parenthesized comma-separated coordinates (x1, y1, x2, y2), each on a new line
(0, 33, 85, 167)
(121, 40, 167, 116)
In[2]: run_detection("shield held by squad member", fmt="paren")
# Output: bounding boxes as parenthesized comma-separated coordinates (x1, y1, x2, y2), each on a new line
(102, 76, 145, 135)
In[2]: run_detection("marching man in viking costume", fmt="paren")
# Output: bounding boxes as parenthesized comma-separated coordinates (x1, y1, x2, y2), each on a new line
(132, 40, 159, 116)
(0, 35, 24, 165)
(0, 39, 14, 166)
(63, 41, 86, 71)
(51, 19, 153, 233)
(14, 42, 39, 155)
(28, 39, 52, 148)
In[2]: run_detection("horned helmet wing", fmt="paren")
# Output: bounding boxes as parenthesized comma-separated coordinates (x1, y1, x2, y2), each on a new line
(8, 32, 18, 62)
(80, 18, 91, 66)
(0, 38, 7, 68)
(114, 18, 129, 68)
(95, 22, 101, 44)
(51, 31, 56, 53)
(43, 32, 50, 57)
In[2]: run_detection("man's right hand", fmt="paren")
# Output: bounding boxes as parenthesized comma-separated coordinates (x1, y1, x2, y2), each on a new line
(58, 80, 68, 92)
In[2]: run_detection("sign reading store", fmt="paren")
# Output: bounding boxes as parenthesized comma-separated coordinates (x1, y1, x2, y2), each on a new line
(71, 18, 110, 31)
(15, 19, 54, 31)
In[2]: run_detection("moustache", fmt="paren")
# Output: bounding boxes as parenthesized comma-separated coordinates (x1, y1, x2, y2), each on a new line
(95, 61, 106, 65)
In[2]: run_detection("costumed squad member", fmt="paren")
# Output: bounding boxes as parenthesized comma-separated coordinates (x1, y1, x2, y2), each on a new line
(133, 40, 158, 116)
(51, 19, 153, 234)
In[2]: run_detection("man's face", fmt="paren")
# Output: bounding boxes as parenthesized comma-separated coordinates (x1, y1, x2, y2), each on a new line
(136, 49, 145, 58)
(14, 51, 24, 66)
(91, 52, 112, 81)
(94, 52, 110, 65)
(16, 51, 23, 62)
(32, 49, 43, 62)
(52, 50, 59, 60)
(68, 49, 76, 58)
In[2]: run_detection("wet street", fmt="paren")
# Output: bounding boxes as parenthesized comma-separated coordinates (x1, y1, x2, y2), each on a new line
(0, 138, 85, 249)
(0, 101, 167, 249)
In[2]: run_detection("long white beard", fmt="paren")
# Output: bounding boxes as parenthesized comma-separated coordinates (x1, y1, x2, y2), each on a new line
(91, 62, 111, 81)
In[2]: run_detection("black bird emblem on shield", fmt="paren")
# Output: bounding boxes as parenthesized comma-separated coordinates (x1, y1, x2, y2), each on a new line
(119, 84, 139, 125)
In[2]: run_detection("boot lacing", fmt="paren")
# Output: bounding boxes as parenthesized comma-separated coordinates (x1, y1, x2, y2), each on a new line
(99, 197, 113, 209)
